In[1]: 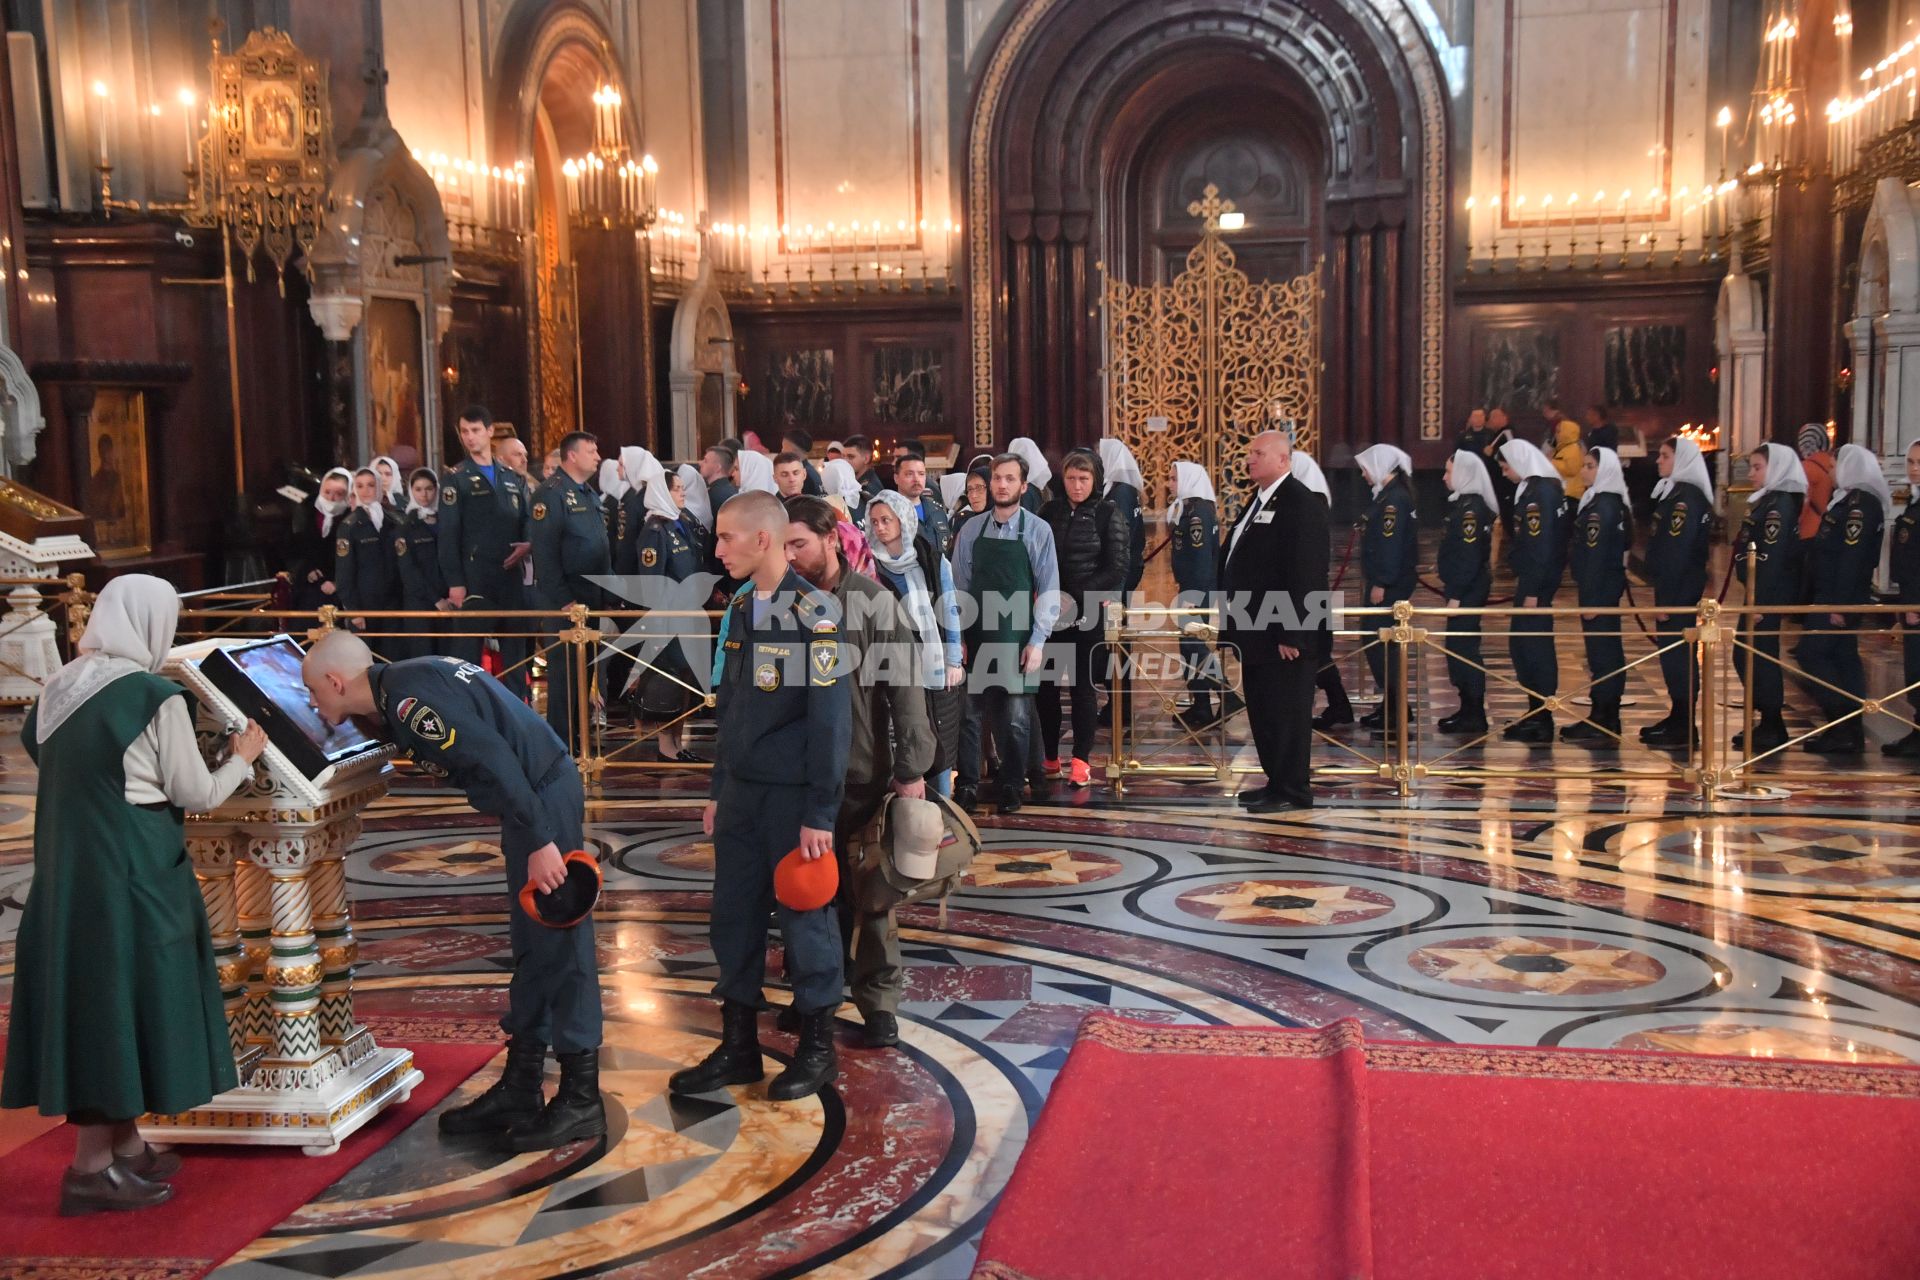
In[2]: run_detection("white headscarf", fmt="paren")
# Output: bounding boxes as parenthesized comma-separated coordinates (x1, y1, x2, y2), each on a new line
(1354, 444, 1413, 497)
(1498, 438, 1558, 485)
(370, 455, 404, 505)
(1448, 449, 1499, 512)
(405, 467, 438, 518)
(1750, 441, 1808, 502)
(1008, 437, 1052, 492)
(36, 573, 180, 743)
(627, 447, 678, 523)
(1169, 460, 1217, 523)
(1290, 451, 1331, 501)
(737, 449, 776, 494)
(939, 472, 967, 509)
(1653, 436, 1714, 502)
(315, 467, 352, 535)
(1578, 447, 1629, 511)
(821, 458, 863, 509)
(599, 458, 629, 501)
(1097, 439, 1145, 496)
(1833, 441, 1893, 517)
(351, 468, 385, 530)
(677, 464, 713, 530)
(863, 490, 944, 687)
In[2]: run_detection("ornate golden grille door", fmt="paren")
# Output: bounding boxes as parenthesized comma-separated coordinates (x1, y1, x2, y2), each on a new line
(1103, 185, 1321, 511)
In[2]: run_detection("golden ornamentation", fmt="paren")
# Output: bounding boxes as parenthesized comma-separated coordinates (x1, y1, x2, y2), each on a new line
(319, 942, 358, 971)
(267, 961, 324, 988)
(0, 478, 64, 519)
(1103, 186, 1321, 514)
(216, 958, 251, 987)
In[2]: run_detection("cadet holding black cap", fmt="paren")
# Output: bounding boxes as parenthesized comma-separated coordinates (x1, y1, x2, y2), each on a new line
(301, 632, 604, 1152)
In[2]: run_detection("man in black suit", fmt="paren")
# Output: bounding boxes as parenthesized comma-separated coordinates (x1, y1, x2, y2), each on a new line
(1219, 431, 1330, 814)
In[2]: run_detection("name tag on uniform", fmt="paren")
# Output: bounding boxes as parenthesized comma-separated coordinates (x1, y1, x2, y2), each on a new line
(1255, 511, 1275, 524)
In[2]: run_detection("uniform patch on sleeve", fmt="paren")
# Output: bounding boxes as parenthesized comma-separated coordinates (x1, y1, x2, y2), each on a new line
(1189, 523, 1206, 548)
(1668, 502, 1688, 537)
(1461, 513, 1478, 543)
(442, 485, 458, 505)
(1381, 508, 1398, 537)
(641, 547, 658, 568)
(1846, 510, 1866, 545)
(533, 502, 548, 521)
(1525, 505, 1542, 537)
(811, 616, 839, 634)
(810, 639, 840, 684)
(407, 705, 449, 743)
(394, 696, 417, 722)
(1764, 511, 1783, 544)
(1585, 519, 1600, 547)
(336, 538, 350, 557)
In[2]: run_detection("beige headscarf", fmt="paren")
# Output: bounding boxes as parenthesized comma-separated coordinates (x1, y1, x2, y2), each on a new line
(36, 573, 181, 743)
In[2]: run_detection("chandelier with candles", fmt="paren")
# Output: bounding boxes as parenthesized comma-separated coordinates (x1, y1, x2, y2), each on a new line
(561, 85, 658, 232)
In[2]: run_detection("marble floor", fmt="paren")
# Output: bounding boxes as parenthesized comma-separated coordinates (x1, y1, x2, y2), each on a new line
(6, 581, 1920, 1276)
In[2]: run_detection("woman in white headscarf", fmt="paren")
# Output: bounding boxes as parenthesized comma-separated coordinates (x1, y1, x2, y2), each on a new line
(3, 575, 268, 1214)
(1793, 441, 1890, 754)
(337, 468, 406, 657)
(1167, 461, 1223, 727)
(1732, 441, 1808, 752)
(1097, 439, 1148, 591)
(370, 454, 405, 506)
(1563, 448, 1633, 743)
(1353, 445, 1419, 736)
(820, 457, 866, 523)
(735, 448, 776, 495)
(1006, 437, 1051, 512)
(622, 448, 704, 762)
(864, 490, 965, 793)
(1435, 450, 1498, 734)
(1640, 435, 1716, 747)
(1497, 438, 1569, 742)
(677, 463, 713, 532)
(295, 467, 355, 610)
(1286, 451, 1352, 728)
(1889, 440, 1920, 757)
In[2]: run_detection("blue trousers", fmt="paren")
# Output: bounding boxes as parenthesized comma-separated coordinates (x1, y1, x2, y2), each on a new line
(710, 779, 844, 1014)
(500, 766, 601, 1052)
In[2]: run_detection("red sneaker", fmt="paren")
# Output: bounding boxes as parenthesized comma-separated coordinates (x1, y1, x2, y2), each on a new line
(1069, 758, 1092, 786)
(1043, 757, 1063, 777)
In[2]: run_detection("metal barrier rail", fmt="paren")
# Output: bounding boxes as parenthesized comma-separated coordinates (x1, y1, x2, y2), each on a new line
(1105, 598, 1920, 807)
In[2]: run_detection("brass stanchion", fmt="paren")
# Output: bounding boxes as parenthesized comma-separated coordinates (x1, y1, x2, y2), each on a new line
(1720, 542, 1791, 802)
(1105, 600, 1126, 792)
(1392, 599, 1414, 798)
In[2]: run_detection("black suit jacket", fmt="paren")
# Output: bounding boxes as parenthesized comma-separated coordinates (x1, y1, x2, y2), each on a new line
(1218, 472, 1331, 665)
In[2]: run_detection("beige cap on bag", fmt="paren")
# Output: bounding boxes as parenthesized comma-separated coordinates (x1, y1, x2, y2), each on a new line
(888, 795, 945, 881)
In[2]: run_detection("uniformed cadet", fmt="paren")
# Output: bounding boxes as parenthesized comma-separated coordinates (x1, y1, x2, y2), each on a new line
(669, 490, 853, 1104)
(1886, 440, 1920, 758)
(611, 447, 648, 575)
(335, 467, 407, 659)
(396, 467, 451, 660)
(598, 457, 630, 565)
(1732, 442, 1807, 754)
(438, 406, 534, 697)
(1436, 449, 1497, 735)
(1356, 445, 1419, 737)
(1640, 436, 1715, 748)
(1169, 461, 1222, 729)
(291, 467, 353, 611)
(628, 450, 705, 761)
(1497, 438, 1568, 743)
(302, 634, 603, 1151)
(1794, 442, 1889, 756)
(529, 432, 611, 752)
(1564, 448, 1631, 744)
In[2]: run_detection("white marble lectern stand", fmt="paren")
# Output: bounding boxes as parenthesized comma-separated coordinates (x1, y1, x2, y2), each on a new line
(140, 640, 421, 1156)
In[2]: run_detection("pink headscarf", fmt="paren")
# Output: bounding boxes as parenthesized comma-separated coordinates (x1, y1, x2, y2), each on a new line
(836, 519, 876, 579)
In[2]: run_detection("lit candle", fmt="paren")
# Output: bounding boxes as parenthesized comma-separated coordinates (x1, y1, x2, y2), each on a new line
(177, 88, 197, 174)
(91, 80, 111, 170)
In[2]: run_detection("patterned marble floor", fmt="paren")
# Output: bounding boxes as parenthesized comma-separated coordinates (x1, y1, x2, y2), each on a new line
(7, 735, 1920, 1278)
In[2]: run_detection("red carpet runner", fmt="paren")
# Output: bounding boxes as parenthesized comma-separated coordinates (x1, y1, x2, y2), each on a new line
(974, 1017, 1920, 1280)
(0, 1040, 496, 1280)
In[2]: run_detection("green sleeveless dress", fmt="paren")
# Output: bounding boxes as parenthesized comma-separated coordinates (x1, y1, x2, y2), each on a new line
(1, 671, 238, 1119)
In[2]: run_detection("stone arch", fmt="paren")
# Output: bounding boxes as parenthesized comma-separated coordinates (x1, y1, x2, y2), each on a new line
(966, 0, 1452, 452)
(1848, 179, 1920, 458)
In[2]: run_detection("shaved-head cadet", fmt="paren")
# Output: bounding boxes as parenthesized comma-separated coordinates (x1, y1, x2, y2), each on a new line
(301, 632, 604, 1151)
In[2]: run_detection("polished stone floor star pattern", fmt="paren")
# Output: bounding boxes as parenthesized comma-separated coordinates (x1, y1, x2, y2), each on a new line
(1178, 878, 1394, 925)
(1410, 934, 1665, 996)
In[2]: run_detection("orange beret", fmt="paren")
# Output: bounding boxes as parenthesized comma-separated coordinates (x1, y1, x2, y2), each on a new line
(774, 846, 839, 912)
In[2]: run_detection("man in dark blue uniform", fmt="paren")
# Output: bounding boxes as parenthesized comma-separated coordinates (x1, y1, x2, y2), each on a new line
(439, 405, 534, 697)
(669, 490, 853, 1104)
(302, 632, 603, 1152)
(530, 431, 611, 751)
(892, 453, 951, 557)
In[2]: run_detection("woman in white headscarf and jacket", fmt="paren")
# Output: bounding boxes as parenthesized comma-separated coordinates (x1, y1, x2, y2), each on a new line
(1732, 442, 1808, 752)
(1497, 438, 1569, 742)
(1640, 435, 1715, 747)
(1354, 445, 1418, 736)
(1435, 449, 1499, 734)
(1792, 441, 1890, 755)
(1563, 447, 1633, 743)
(2, 575, 268, 1214)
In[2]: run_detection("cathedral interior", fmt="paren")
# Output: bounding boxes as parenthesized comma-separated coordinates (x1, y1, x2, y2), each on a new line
(1, 1, 1919, 1277)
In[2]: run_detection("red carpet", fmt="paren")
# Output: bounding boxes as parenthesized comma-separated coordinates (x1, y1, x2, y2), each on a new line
(974, 1018, 1920, 1280)
(0, 1040, 496, 1280)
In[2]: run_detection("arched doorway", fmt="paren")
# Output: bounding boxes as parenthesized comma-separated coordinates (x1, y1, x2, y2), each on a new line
(966, 0, 1451, 461)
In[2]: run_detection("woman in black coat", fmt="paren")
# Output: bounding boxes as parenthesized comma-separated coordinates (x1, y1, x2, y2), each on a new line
(1355, 445, 1419, 737)
(1037, 448, 1129, 785)
(1793, 443, 1888, 756)
(1888, 441, 1920, 758)
(1497, 439, 1569, 744)
(1436, 450, 1496, 735)
(1639, 436, 1714, 748)
(1732, 442, 1806, 754)
(1564, 448, 1631, 744)
(395, 468, 451, 660)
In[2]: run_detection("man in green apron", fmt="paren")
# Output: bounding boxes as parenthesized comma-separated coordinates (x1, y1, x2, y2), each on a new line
(951, 453, 1061, 813)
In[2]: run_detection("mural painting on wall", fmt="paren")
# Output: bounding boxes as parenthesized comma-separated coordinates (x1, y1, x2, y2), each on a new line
(762, 349, 835, 428)
(367, 296, 426, 469)
(85, 390, 151, 558)
(1604, 325, 1686, 407)
(1474, 327, 1559, 413)
(872, 347, 946, 425)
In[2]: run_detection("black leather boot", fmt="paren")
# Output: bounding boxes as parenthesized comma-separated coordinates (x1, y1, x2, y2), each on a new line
(669, 1001, 764, 1095)
(1561, 705, 1618, 743)
(440, 1036, 546, 1135)
(768, 1007, 839, 1101)
(1733, 711, 1788, 753)
(1439, 698, 1486, 735)
(501, 1049, 606, 1152)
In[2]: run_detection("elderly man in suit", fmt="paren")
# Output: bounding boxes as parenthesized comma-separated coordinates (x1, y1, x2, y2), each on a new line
(1219, 431, 1331, 814)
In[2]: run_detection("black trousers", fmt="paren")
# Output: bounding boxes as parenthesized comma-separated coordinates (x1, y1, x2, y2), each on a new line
(1655, 607, 1697, 726)
(1444, 585, 1490, 701)
(711, 778, 844, 1014)
(450, 582, 529, 699)
(981, 687, 1033, 795)
(1363, 588, 1414, 720)
(1245, 656, 1314, 806)
(1905, 626, 1920, 717)
(1037, 628, 1103, 764)
(1510, 587, 1559, 705)
(543, 617, 591, 754)
(1794, 614, 1866, 725)
(1316, 656, 1351, 715)
(1579, 611, 1626, 715)
(500, 767, 601, 1052)
(1736, 611, 1785, 714)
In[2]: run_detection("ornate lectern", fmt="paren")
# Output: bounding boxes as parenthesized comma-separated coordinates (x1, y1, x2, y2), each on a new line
(142, 636, 420, 1155)
(0, 479, 92, 710)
